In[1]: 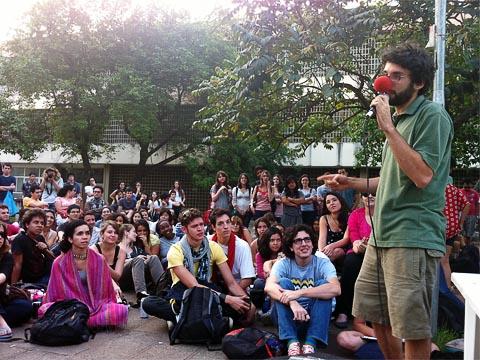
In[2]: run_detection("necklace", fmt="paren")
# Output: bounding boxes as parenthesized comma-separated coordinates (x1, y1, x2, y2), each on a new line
(72, 252, 87, 260)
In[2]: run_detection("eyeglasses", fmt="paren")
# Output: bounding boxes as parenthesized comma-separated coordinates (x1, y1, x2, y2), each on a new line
(385, 73, 408, 83)
(293, 237, 312, 245)
(0, 232, 6, 239)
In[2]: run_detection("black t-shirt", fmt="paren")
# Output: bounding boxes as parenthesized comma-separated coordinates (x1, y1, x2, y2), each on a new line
(11, 233, 51, 282)
(0, 252, 14, 282)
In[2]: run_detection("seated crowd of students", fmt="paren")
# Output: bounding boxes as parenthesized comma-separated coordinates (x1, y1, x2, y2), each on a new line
(0, 173, 186, 341)
(0, 167, 464, 358)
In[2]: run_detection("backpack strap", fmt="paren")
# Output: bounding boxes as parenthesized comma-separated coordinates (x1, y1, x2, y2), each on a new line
(169, 287, 192, 344)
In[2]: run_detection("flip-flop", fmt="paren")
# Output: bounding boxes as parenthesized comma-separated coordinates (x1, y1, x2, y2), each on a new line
(0, 326, 12, 340)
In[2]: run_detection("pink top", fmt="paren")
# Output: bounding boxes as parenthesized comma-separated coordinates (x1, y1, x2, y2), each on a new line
(55, 196, 76, 209)
(255, 252, 268, 280)
(255, 188, 271, 212)
(347, 207, 372, 254)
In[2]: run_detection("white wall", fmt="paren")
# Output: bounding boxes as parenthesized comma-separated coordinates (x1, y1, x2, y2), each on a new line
(289, 142, 360, 167)
(2, 142, 360, 168)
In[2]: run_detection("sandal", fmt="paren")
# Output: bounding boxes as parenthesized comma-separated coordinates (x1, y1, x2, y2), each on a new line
(0, 326, 12, 340)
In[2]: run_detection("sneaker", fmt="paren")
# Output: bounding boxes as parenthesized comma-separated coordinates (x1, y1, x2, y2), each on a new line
(287, 341, 302, 356)
(302, 344, 315, 354)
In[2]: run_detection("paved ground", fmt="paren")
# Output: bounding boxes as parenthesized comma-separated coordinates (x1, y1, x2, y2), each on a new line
(5, 237, 475, 359)
(1, 292, 354, 360)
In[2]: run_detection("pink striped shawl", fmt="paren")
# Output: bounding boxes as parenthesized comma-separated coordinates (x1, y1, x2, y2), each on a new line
(39, 248, 128, 328)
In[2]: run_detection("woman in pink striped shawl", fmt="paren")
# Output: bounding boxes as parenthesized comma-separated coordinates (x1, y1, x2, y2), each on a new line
(39, 220, 128, 328)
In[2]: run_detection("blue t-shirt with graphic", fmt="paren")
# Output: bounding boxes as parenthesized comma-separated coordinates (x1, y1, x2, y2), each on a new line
(271, 256, 336, 308)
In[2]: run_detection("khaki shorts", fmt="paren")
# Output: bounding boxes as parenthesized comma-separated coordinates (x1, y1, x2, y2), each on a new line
(352, 245, 442, 340)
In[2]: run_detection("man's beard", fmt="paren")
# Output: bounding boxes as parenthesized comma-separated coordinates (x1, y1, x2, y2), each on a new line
(389, 82, 416, 106)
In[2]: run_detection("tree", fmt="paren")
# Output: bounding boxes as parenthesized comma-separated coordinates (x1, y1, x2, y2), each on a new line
(0, 0, 121, 179)
(195, 0, 479, 167)
(351, 0, 479, 168)
(0, 96, 48, 162)
(184, 138, 295, 190)
(0, 0, 234, 183)
(195, 0, 385, 160)
(108, 11, 233, 181)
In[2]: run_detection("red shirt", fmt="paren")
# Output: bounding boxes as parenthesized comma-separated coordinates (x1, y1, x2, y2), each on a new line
(443, 184, 469, 239)
(459, 188, 479, 216)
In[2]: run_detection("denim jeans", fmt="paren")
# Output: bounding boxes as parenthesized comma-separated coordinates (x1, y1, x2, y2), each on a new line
(272, 278, 332, 346)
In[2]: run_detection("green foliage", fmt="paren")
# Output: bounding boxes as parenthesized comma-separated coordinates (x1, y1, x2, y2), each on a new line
(348, 114, 385, 167)
(432, 326, 461, 352)
(0, 0, 233, 182)
(0, 0, 122, 176)
(106, 11, 233, 180)
(0, 98, 49, 162)
(342, 0, 479, 168)
(196, 0, 479, 168)
(195, 0, 385, 157)
(184, 139, 295, 190)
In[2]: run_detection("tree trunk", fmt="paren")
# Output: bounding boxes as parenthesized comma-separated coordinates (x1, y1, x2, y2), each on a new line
(134, 145, 150, 184)
(80, 149, 93, 184)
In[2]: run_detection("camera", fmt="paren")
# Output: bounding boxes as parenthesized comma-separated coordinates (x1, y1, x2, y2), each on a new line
(48, 173, 54, 179)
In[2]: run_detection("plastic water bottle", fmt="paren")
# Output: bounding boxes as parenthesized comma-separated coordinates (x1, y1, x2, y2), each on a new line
(139, 297, 149, 319)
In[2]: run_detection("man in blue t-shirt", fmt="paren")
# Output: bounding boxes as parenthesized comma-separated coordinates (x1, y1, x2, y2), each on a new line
(265, 224, 339, 356)
(0, 163, 16, 203)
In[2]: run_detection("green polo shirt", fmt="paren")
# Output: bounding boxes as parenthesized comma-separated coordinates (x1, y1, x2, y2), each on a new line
(372, 96, 453, 253)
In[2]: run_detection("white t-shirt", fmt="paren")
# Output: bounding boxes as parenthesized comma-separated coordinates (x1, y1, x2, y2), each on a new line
(84, 185, 94, 203)
(215, 236, 256, 284)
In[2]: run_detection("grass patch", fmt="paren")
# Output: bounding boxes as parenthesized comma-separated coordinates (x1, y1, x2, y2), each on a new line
(433, 327, 462, 352)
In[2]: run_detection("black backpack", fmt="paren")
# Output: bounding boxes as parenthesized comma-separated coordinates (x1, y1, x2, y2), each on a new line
(222, 327, 285, 359)
(25, 299, 91, 346)
(437, 292, 465, 333)
(154, 269, 173, 297)
(169, 286, 229, 345)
